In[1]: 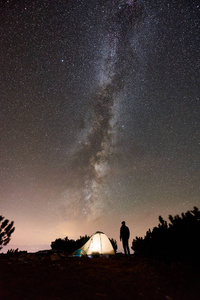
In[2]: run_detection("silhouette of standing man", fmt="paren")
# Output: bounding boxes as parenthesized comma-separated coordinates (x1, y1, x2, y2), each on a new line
(120, 221, 130, 256)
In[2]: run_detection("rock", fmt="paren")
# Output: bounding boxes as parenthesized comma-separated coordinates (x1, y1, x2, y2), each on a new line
(165, 296, 173, 300)
(18, 253, 27, 262)
(26, 254, 38, 261)
(18, 253, 38, 262)
(50, 253, 60, 262)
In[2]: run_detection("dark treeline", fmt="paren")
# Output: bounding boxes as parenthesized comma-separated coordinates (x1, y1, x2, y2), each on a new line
(132, 206, 200, 261)
(51, 236, 90, 254)
(51, 235, 118, 254)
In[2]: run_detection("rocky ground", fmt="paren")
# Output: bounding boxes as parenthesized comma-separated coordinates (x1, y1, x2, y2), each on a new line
(0, 252, 199, 300)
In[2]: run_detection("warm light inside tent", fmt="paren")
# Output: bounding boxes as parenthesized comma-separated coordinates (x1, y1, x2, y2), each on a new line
(90, 235, 102, 253)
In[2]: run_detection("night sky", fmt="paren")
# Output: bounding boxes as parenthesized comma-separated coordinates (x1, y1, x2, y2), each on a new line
(1, 0, 199, 252)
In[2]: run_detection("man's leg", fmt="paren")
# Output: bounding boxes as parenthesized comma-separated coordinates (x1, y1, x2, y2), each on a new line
(122, 240, 127, 256)
(127, 241, 130, 256)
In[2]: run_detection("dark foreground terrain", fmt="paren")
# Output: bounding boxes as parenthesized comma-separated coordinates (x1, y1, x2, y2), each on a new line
(0, 252, 199, 300)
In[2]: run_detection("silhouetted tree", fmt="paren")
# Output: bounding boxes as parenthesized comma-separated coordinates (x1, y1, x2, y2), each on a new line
(131, 207, 200, 261)
(51, 238, 67, 251)
(0, 215, 15, 250)
(75, 235, 90, 249)
(51, 235, 90, 253)
(109, 238, 118, 253)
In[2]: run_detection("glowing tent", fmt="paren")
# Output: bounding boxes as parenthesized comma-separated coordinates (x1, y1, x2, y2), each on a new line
(73, 231, 115, 257)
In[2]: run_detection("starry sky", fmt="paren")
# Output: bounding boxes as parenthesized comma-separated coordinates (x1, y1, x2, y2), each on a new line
(1, 0, 200, 252)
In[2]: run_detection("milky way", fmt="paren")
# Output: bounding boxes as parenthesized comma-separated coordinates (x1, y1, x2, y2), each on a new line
(63, 1, 145, 220)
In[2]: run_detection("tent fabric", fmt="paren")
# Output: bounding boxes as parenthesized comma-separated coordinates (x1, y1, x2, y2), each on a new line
(73, 231, 115, 256)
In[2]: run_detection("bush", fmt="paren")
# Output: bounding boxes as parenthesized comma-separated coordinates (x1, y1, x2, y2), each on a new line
(132, 207, 200, 261)
(109, 238, 118, 253)
(51, 235, 90, 253)
(7, 248, 19, 254)
(0, 215, 15, 251)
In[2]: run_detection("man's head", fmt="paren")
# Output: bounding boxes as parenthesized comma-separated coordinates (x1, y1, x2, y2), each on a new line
(122, 221, 126, 225)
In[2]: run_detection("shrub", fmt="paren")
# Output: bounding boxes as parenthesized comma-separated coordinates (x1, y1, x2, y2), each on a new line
(51, 235, 90, 253)
(131, 207, 200, 261)
(0, 216, 15, 251)
(109, 238, 118, 253)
